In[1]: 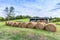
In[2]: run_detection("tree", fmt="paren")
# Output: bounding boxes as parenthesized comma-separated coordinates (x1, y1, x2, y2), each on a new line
(4, 7, 9, 17)
(4, 6, 15, 20)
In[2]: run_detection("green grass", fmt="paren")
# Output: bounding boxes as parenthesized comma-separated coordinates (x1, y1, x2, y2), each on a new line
(12, 18, 29, 22)
(53, 22, 60, 25)
(0, 18, 60, 40)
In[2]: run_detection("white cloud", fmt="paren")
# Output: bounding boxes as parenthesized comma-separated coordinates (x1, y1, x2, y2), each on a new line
(0, 0, 60, 17)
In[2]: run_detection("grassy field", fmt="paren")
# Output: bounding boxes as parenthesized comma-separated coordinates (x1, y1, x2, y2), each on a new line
(0, 18, 60, 40)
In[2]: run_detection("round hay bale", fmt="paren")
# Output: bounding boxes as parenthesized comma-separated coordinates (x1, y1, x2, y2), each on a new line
(18, 22, 22, 27)
(13, 22, 19, 27)
(20, 22, 28, 28)
(41, 22, 47, 26)
(35, 22, 45, 30)
(18, 22, 26, 28)
(5, 21, 10, 25)
(40, 20, 46, 23)
(10, 22, 14, 26)
(6, 21, 12, 26)
(37, 20, 40, 22)
(9, 21, 14, 26)
(26, 22, 37, 29)
(45, 23, 56, 32)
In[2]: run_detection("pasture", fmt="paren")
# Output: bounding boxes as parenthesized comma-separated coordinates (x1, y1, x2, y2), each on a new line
(0, 18, 60, 40)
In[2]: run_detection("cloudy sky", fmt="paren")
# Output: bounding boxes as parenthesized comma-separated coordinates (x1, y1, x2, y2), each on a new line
(0, 0, 60, 17)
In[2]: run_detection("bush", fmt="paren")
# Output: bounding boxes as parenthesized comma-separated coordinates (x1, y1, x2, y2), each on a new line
(50, 18, 60, 22)
(15, 15, 31, 19)
(0, 17, 5, 21)
(0, 15, 31, 21)
(5, 16, 15, 20)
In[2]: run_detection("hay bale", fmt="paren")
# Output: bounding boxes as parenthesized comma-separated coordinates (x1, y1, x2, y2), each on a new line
(6, 21, 13, 26)
(26, 22, 37, 28)
(41, 22, 47, 26)
(10, 22, 14, 26)
(9, 21, 14, 26)
(19, 22, 28, 28)
(37, 20, 40, 22)
(13, 22, 19, 27)
(45, 23, 56, 32)
(40, 20, 46, 23)
(35, 22, 45, 30)
(18, 22, 24, 28)
(5, 21, 10, 25)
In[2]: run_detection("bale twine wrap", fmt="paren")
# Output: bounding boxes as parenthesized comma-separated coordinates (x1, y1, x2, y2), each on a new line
(35, 22, 45, 30)
(26, 22, 37, 28)
(45, 23, 56, 32)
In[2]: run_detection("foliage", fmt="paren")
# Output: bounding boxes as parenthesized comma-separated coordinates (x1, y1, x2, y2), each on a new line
(0, 15, 31, 21)
(15, 15, 31, 19)
(0, 17, 5, 21)
(50, 17, 60, 22)
(4, 6, 15, 20)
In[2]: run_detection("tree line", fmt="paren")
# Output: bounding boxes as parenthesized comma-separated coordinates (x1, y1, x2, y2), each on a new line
(0, 15, 31, 21)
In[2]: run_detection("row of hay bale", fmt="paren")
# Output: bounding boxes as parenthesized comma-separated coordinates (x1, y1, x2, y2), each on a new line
(6, 21, 56, 32)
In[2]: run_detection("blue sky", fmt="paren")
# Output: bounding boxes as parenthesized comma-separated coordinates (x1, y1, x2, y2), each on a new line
(0, 0, 60, 17)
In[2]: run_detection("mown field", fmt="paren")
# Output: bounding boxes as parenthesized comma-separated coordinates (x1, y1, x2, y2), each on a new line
(0, 18, 60, 40)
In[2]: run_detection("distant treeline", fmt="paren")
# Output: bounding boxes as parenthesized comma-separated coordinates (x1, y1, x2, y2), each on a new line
(0, 15, 60, 22)
(50, 17, 60, 22)
(0, 15, 31, 21)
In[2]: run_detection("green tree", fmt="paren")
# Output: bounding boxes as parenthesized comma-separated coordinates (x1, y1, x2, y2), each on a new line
(4, 7, 9, 17)
(4, 6, 15, 20)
